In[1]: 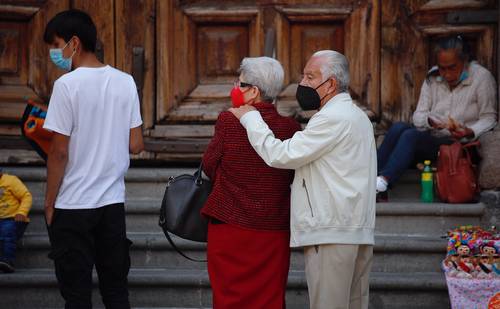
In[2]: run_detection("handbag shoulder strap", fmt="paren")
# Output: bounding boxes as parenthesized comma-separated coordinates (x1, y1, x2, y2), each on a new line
(163, 230, 207, 263)
(448, 143, 463, 175)
(159, 162, 207, 263)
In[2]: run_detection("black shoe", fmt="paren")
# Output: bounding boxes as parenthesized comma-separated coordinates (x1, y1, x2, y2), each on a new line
(376, 191, 388, 203)
(0, 260, 15, 273)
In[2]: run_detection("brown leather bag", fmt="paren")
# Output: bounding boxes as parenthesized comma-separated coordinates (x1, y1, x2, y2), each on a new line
(435, 141, 480, 203)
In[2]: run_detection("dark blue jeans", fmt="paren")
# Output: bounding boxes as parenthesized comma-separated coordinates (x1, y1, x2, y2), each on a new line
(377, 122, 453, 185)
(0, 219, 17, 263)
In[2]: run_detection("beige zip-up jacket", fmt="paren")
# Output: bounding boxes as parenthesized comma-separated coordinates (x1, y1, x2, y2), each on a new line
(413, 61, 497, 138)
(240, 93, 376, 247)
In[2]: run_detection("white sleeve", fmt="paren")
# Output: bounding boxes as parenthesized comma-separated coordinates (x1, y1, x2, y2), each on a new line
(130, 81, 143, 129)
(43, 80, 73, 136)
(240, 110, 349, 169)
(412, 81, 432, 129)
(468, 71, 498, 137)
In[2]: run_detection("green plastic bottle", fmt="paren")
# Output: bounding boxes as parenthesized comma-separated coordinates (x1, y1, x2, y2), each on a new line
(421, 160, 433, 203)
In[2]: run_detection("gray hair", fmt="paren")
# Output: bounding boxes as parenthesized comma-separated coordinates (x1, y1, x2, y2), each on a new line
(239, 57, 284, 102)
(312, 50, 350, 93)
(434, 35, 470, 62)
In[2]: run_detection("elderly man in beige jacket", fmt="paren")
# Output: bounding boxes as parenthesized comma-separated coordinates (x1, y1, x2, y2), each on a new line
(230, 50, 376, 309)
(376, 35, 497, 197)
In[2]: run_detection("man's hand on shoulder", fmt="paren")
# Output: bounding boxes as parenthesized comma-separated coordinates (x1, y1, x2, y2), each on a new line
(229, 105, 257, 120)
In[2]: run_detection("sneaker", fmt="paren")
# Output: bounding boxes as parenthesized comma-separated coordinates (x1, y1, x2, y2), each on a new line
(376, 176, 388, 193)
(0, 260, 14, 273)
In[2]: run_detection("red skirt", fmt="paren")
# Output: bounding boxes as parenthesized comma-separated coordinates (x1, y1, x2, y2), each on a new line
(207, 221, 291, 309)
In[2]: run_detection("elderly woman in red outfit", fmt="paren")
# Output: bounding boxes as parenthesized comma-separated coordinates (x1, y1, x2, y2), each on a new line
(201, 56, 301, 309)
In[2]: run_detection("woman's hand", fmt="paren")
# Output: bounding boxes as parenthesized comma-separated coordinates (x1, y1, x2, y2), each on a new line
(428, 117, 445, 129)
(450, 126, 474, 139)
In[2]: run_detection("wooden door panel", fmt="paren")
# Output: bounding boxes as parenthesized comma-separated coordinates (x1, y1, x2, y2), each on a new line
(115, 0, 155, 129)
(0, 3, 47, 132)
(157, 2, 263, 123)
(0, 27, 21, 74)
(289, 23, 344, 83)
(275, 1, 379, 121)
(198, 25, 249, 84)
(71, 0, 115, 66)
(0, 22, 28, 86)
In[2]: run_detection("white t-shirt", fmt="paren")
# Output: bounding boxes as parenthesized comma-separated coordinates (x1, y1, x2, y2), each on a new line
(44, 65, 143, 209)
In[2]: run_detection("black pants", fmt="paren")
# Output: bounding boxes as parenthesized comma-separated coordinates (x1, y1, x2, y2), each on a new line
(48, 203, 132, 309)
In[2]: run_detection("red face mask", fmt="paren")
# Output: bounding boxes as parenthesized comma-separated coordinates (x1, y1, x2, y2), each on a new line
(230, 86, 247, 108)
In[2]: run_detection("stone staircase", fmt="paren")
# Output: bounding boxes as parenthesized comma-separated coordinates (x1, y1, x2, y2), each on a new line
(0, 166, 487, 309)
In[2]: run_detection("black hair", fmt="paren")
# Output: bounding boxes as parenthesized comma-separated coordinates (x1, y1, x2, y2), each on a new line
(43, 9, 97, 53)
(434, 35, 471, 62)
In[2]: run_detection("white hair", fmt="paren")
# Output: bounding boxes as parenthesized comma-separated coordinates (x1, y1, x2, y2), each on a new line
(312, 50, 350, 93)
(239, 57, 284, 102)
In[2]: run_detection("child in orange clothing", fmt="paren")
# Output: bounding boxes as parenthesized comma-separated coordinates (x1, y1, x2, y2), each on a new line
(0, 168, 32, 273)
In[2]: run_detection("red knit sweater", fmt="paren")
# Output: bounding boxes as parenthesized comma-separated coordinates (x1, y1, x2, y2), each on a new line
(201, 103, 302, 231)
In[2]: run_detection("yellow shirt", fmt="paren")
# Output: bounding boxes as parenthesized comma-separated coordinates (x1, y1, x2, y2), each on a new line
(0, 174, 32, 221)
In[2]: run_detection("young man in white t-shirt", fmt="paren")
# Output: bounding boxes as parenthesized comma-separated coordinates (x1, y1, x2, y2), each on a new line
(43, 10, 144, 309)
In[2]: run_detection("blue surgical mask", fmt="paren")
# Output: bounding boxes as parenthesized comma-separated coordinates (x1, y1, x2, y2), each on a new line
(458, 70, 469, 83)
(49, 40, 75, 71)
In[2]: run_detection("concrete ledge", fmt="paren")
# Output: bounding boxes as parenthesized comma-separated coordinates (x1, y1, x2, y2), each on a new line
(27, 197, 486, 216)
(0, 268, 446, 290)
(18, 233, 446, 253)
(376, 202, 484, 216)
(2, 167, 196, 182)
(29, 198, 163, 213)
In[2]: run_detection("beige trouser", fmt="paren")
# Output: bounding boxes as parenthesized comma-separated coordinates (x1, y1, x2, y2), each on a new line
(304, 244, 373, 309)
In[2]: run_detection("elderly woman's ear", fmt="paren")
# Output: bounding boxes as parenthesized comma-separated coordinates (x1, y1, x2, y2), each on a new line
(247, 86, 260, 103)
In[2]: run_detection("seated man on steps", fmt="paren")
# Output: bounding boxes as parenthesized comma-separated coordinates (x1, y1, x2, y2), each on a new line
(376, 35, 497, 200)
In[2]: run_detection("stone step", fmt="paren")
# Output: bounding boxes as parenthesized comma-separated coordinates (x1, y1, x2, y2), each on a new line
(3, 166, 425, 184)
(15, 233, 447, 273)
(26, 198, 165, 234)
(0, 268, 449, 309)
(4, 166, 192, 203)
(2, 167, 194, 182)
(8, 165, 480, 207)
(22, 181, 168, 202)
(375, 202, 484, 235)
(24, 197, 484, 236)
(19, 180, 436, 203)
(5, 167, 427, 203)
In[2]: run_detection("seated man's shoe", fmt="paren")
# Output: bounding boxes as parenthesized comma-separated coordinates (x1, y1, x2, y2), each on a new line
(376, 191, 388, 203)
(0, 260, 15, 273)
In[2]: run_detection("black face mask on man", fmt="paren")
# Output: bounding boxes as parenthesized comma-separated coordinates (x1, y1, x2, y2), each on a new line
(295, 79, 331, 111)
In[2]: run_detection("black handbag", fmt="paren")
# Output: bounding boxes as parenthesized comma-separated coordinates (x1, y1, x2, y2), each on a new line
(158, 164, 212, 261)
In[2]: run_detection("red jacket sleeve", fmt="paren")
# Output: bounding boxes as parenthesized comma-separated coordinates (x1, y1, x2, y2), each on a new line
(202, 112, 226, 180)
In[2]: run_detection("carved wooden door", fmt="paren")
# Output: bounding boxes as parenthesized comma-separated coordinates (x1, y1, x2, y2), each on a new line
(151, 0, 380, 160)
